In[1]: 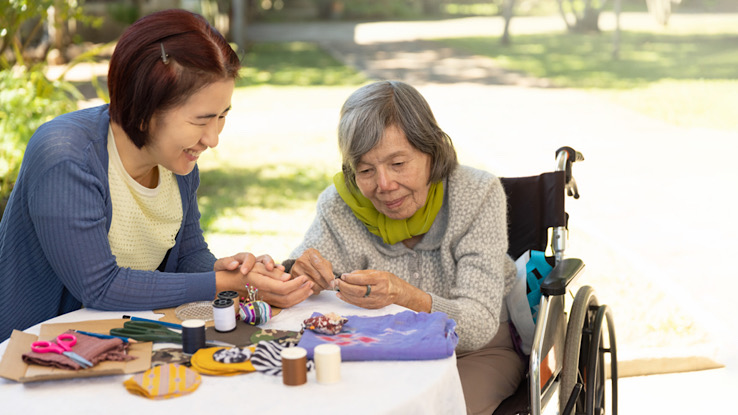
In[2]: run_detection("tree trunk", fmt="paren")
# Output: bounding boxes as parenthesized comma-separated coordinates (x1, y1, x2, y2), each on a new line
(501, 0, 516, 45)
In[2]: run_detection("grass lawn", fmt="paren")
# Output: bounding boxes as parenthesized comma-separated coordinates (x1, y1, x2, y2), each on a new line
(198, 42, 368, 259)
(439, 30, 738, 130)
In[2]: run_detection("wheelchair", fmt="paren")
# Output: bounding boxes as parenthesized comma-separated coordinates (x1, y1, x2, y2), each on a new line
(493, 147, 618, 415)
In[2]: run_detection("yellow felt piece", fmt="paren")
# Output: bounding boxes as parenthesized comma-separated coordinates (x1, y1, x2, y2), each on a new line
(189, 346, 257, 376)
(124, 363, 201, 399)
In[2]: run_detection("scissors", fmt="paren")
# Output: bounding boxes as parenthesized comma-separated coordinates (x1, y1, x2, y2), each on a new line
(31, 333, 94, 368)
(110, 321, 182, 343)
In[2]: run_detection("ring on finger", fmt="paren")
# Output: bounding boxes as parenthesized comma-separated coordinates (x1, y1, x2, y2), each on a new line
(363, 284, 371, 298)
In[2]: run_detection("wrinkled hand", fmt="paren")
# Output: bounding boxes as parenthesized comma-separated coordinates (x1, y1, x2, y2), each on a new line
(290, 248, 334, 295)
(328, 269, 404, 310)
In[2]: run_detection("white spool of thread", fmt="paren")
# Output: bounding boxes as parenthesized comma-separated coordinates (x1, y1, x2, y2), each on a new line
(314, 343, 341, 384)
(212, 298, 236, 332)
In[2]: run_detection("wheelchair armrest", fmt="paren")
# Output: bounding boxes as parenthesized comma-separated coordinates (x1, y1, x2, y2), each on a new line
(541, 258, 584, 296)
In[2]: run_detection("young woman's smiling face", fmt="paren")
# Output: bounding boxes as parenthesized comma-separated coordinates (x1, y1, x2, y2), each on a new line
(146, 78, 235, 176)
(355, 124, 432, 220)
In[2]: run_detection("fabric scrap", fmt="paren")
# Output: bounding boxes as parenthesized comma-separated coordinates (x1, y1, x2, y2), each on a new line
(124, 363, 200, 399)
(301, 312, 348, 335)
(250, 340, 314, 376)
(298, 310, 458, 361)
(189, 346, 256, 376)
(22, 330, 135, 370)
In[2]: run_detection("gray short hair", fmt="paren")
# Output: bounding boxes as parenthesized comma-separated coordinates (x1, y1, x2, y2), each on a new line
(338, 80, 458, 189)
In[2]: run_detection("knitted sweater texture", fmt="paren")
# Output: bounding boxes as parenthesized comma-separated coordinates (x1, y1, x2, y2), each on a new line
(290, 165, 516, 352)
(0, 105, 217, 342)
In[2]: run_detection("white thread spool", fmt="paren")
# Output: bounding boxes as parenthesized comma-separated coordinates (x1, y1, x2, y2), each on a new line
(314, 344, 341, 384)
(212, 298, 236, 332)
(217, 290, 240, 314)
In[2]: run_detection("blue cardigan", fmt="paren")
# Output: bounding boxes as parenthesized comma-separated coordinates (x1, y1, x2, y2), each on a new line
(0, 105, 217, 341)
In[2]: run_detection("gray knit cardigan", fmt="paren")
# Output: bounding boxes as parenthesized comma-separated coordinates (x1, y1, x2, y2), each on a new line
(290, 165, 516, 352)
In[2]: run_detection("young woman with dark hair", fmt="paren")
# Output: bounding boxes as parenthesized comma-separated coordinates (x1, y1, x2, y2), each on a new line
(0, 9, 314, 342)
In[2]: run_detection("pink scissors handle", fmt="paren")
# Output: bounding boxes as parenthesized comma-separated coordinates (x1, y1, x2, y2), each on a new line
(54, 333, 77, 352)
(31, 340, 65, 354)
(31, 333, 77, 354)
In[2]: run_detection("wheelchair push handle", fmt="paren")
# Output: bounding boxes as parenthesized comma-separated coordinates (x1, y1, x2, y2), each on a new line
(555, 146, 584, 199)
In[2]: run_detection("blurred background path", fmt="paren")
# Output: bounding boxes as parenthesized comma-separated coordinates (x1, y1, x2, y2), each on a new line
(242, 13, 738, 412)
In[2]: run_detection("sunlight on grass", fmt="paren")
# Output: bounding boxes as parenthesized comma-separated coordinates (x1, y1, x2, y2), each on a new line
(595, 79, 738, 130)
(238, 42, 367, 87)
(438, 31, 738, 130)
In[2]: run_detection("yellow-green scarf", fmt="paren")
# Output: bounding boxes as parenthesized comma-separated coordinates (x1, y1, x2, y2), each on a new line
(333, 172, 444, 245)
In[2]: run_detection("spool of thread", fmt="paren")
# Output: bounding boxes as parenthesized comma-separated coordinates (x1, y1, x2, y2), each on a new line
(217, 290, 240, 314)
(181, 319, 206, 354)
(281, 347, 307, 386)
(314, 344, 341, 384)
(212, 298, 236, 332)
(239, 300, 272, 325)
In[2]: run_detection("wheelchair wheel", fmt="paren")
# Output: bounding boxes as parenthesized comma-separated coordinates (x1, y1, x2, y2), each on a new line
(560, 286, 618, 415)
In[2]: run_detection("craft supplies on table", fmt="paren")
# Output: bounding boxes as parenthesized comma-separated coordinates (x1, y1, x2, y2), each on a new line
(111, 321, 182, 343)
(30, 333, 93, 368)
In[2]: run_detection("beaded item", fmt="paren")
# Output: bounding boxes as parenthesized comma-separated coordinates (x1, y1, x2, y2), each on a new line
(302, 312, 348, 335)
(238, 284, 272, 325)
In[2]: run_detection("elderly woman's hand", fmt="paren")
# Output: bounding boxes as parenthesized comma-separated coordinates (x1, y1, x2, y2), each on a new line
(290, 248, 334, 295)
(331, 269, 431, 313)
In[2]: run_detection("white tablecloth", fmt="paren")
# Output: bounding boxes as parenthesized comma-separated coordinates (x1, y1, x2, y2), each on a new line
(0, 291, 466, 414)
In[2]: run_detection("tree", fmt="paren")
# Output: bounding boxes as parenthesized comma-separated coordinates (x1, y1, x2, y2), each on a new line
(556, 0, 609, 33)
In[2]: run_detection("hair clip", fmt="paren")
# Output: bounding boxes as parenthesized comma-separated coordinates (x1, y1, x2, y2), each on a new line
(160, 42, 169, 64)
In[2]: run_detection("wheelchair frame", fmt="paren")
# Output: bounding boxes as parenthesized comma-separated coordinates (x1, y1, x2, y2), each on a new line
(508, 148, 618, 415)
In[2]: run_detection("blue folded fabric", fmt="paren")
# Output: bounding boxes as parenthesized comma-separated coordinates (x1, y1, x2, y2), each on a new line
(298, 310, 458, 361)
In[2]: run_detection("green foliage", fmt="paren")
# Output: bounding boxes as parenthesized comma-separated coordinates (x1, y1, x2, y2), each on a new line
(339, 0, 422, 19)
(0, 0, 102, 204)
(107, 2, 140, 25)
(197, 165, 333, 233)
(0, 65, 81, 200)
(238, 42, 367, 86)
(0, 0, 102, 66)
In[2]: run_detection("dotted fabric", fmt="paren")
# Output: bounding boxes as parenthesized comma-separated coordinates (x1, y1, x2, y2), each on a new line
(124, 363, 201, 399)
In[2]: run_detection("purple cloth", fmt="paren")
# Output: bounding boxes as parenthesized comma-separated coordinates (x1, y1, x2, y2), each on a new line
(298, 310, 458, 361)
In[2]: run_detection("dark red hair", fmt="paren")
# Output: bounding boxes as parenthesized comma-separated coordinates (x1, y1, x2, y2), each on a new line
(108, 9, 241, 148)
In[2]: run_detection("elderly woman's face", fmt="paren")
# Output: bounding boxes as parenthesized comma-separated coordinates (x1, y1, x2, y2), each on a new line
(355, 124, 432, 220)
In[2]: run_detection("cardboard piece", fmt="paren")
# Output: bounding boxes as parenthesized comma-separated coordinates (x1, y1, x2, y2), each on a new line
(0, 319, 152, 383)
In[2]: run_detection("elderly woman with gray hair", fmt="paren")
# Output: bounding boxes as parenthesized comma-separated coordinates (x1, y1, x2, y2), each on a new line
(285, 80, 524, 413)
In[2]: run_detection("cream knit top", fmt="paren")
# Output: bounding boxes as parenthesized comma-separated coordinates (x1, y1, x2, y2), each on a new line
(107, 127, 183, 270)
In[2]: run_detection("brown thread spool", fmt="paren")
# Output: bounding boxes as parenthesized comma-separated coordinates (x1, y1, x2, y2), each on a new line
(281, 347, 307, 386)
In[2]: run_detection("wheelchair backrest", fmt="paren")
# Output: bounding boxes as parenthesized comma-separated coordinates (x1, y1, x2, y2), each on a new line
(500, 171, 567, 261)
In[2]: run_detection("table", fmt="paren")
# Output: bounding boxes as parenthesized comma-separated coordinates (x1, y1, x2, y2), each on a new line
(0, 291, 466, 414)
